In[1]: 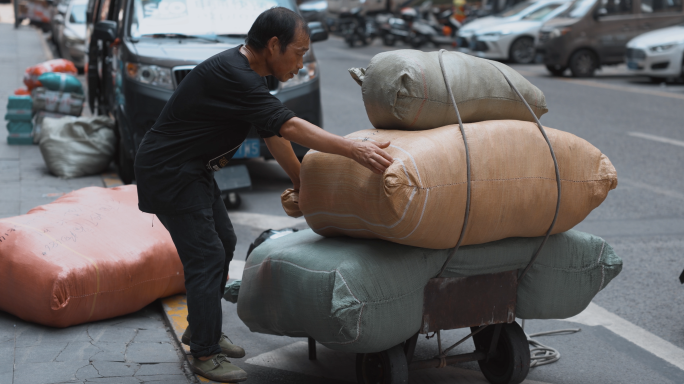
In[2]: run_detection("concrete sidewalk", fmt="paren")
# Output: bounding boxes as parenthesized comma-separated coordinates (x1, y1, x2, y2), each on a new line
(0, 14, 197, 384)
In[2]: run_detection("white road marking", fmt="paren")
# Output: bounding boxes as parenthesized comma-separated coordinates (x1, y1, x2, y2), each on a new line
(245, 341, 549, 383)
(566, 302, 684, 371)
(620, 178, 684, 201)
(228, 211, 306, 230)
(628, 132, 684, 148)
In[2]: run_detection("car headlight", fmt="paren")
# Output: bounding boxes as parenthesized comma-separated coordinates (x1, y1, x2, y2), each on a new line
(549, 27, 571, 39)
(125, 63, 174, 90)
(478, 31, 512, 41)
(649, 43, 676, 53)
(281, 61, 318, 89)
(63, 28, 84, 46)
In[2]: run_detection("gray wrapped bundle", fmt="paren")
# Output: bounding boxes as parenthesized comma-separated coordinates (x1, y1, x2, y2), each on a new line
(349, 50, 548, 130)
(236, 229, 621, 353)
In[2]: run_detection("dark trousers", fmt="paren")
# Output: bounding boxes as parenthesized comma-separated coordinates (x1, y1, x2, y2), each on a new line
(157, 191, 237, 358)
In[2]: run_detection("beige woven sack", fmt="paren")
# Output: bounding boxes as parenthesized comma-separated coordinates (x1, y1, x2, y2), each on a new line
(295, 120, 617, 249)
(349, 50, 548, 130)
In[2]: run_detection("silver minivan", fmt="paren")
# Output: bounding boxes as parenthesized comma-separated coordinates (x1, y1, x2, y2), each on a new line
(536, 0, 684, 77)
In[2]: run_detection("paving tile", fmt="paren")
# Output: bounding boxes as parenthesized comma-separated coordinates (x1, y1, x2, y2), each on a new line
(55, 342, 102, 362)
(91, 361, 139, 377)
(74, 363, 101, 380)
(133, 328, 172, 343)
(134, 363, 184, 376)
(15, 323, 91, 347)
(14, 341, 69, 365)
(88, 342, 126, 362)
(125, 342, 179, 364)
(86, 325, 137, 344)
(84, 377, 141, 384)
(0, 343, 14, 375)
(138, 374, 189, 383)
(13, 360, 90, 384)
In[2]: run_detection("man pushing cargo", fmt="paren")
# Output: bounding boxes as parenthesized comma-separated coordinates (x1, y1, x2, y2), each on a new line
(133, 7, 393, 383)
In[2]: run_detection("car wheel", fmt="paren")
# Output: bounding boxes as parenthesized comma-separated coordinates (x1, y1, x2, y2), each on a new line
(569, 49, 597, 78)
(545, 64, 567, 77)
(509, 37, 535, 64)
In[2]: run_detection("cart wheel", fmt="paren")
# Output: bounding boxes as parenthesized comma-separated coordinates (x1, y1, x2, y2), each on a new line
(356, 344, 408, 384)
(223, 192, 241, 210)
(471, 322, 530, 384)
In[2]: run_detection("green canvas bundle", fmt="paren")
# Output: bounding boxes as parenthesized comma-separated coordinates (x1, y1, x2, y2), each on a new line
(235, 229, 621, 354)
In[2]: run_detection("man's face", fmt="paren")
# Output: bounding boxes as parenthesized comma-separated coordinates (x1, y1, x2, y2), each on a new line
(267, 27, 310, 82)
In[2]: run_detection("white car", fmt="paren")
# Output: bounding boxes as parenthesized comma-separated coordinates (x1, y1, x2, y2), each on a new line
(468, 0, 569, 63)
(625, 24, 684, 81)
(458, 0, 561, 50)
(54, 0, 87, 70)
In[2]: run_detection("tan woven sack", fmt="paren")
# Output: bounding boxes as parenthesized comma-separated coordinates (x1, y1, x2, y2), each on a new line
(296, 120, 617, 249)
(349, 50, 548, 130)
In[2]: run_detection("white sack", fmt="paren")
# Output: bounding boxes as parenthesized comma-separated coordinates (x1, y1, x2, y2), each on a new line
(39, 116, 115, 178)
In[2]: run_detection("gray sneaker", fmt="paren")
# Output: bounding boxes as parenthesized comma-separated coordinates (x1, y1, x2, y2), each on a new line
(191, 354, 248, 383)
(182, 328, 246, 358)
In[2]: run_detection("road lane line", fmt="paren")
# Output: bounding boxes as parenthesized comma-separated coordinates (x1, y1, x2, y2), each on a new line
(628, 132, 684, 148)
(566, 302, 684, 372)
(620, 178, 684, 201)
(561, 78, 684, 101)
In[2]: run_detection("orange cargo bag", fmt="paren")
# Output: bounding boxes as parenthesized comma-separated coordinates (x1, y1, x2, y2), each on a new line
(0, 186, 185, 328)
(23, 59, 78, 91)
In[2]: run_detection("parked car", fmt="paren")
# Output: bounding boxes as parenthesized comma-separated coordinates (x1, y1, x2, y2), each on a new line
(457, 0, 555, 49)
(537, 0, 684, 77)
(465, 0, 569, 63)
(85, 0, 328, 187)
(53, 0, 87, 71)
(625, 23, 684, 82)
(299, 0, 332, 29)
(48, 0, 70, 44)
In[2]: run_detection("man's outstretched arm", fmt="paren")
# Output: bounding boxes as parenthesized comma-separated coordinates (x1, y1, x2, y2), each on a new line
(264, 135, 301, 190)
(279, 117, 394, 174)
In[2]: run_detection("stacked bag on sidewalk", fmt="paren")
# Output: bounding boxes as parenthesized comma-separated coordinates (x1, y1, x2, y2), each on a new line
(4, 59, 84, 145)
(233, 50, 622, 353)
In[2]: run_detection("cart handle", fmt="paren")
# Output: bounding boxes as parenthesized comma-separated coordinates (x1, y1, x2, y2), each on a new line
(435, 50, 562, 282)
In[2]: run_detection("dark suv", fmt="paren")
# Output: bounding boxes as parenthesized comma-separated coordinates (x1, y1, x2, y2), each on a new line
(85, 0, 327, 184)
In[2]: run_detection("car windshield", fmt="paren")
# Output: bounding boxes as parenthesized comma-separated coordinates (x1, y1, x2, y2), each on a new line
(522, 3, 564, 20)
(557, 0, 596, 18)
(498, 1, 535, 17)
(69, 4, 87, 24)
(129, 0, 297, 39)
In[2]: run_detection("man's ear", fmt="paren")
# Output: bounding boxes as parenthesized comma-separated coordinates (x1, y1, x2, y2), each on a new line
(267, 36, 280, 56)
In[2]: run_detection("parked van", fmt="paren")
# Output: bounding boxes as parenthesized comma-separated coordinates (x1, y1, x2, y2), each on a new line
(536, 0, 684, 77)
(85, 0, 328, 185)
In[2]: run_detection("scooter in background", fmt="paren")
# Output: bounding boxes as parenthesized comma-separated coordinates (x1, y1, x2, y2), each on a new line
(338, 7, 379, 47)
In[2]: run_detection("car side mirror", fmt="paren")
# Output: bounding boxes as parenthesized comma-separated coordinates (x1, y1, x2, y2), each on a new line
(308, 21, 328, 43)
(53, 13, 64, 24)
(93, 20, 117, 42)
(594, 7, 608, 19)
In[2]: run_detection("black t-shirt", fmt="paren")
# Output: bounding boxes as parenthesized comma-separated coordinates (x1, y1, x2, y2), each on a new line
(134, 46, 295, 214)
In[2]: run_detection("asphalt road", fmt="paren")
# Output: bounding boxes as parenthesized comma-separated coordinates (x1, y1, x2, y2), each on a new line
(227, 36, 684, 384)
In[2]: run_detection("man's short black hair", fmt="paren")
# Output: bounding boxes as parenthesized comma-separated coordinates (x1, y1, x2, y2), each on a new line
(246, 7, 310, 53)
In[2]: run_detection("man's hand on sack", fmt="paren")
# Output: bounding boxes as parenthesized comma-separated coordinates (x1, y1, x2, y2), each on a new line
(350, 140, 393, 174)
(280, 117, 395, 176)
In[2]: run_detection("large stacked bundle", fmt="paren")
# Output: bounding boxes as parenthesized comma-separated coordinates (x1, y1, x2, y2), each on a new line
(236, 229, 622, 353)
(4, 95, 33, 145)
(297, 122, 617, 249)
(0, 186, 185, 327)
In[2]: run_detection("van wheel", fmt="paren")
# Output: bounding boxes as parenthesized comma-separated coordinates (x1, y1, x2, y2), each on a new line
(509, 37, 535, 64)
(545, 64, 566, 76)
(569, 49, 597, 77)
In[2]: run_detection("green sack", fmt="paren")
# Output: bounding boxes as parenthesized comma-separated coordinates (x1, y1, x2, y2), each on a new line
(7, 95, 33, 110)
(5, 109, 32, 121)
(6, 121, 33, 134)
(236, 229, 621, 354)
(37, 73, 84, 95)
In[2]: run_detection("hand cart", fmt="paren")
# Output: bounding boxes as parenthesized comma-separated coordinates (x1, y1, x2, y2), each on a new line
(307, 50, 563, 384)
